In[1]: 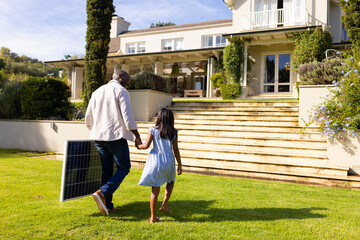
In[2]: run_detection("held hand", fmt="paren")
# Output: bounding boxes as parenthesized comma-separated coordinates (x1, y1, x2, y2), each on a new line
(177, 165, 182, 175)
(135, 137, 142, 148)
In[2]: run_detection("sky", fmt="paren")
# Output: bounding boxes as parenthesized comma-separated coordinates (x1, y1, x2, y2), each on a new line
(0, 0, 232, 62)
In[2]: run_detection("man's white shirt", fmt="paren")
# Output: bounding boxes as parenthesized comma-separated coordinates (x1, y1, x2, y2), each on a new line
(85, 80, 137, 142)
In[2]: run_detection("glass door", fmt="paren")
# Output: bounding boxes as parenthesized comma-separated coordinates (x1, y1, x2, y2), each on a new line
(263, 53, 291, 93)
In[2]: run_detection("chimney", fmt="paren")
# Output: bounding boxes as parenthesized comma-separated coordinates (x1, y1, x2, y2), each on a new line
(110, 15, 131, 38)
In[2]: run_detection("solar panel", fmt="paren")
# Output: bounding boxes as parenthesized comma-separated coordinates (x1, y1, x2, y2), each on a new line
(60, 140, 102, 202)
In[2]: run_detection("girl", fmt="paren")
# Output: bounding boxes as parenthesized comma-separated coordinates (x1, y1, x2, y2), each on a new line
(136, 108, 182, 223)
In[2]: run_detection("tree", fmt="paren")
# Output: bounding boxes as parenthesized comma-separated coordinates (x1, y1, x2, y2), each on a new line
(340, 0, 360, 62)
(83, 0, 115, 109)
(0, 58, 5, 70)
(150, 21, 176, 28)
(0, 47, 61, 81)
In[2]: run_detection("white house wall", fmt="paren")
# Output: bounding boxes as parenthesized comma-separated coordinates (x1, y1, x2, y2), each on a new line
(119, 24, 233, 54)
(71, 67, 84, 100)
(329, 2, 342, 43)
(248, 43, 297, 97)
(232, 0, 251, 32)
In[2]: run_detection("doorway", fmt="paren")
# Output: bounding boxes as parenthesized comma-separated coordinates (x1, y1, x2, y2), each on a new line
(262, 53, 291, 93)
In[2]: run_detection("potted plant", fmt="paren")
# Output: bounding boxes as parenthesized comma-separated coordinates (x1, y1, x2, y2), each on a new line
(209, 72, 224, 97)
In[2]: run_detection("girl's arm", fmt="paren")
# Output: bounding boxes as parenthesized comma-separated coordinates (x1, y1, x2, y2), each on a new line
(172, 135, 182, 175)
(136, 130, 153, 150)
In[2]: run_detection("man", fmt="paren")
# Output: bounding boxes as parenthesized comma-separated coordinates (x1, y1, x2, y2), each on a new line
(85, 69, 141, 216)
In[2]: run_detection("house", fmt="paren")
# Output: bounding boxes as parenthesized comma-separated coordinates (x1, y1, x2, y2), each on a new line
(46, 0, 349, 100)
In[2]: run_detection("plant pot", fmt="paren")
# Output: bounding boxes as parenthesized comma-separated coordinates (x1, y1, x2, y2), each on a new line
(213, 88, 221, 97)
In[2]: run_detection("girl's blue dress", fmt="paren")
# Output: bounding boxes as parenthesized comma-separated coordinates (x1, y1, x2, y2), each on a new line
(138, 127, 177, 187)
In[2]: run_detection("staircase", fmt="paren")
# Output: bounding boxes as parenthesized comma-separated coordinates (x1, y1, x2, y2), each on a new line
(130, 100, 360, 188)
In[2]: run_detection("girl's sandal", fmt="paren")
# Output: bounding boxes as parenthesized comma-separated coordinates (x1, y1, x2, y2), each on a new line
(159, 206, 172, 215)
(149, 217, 160, 223)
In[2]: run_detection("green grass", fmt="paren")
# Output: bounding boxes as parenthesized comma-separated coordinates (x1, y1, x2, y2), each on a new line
(1, 149, 360, 240)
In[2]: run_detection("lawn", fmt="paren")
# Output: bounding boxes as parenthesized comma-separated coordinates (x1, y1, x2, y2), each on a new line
(1, 149, 360, 240)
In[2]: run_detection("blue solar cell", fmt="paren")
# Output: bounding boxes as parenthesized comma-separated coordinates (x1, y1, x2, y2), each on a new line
(60, 140, 102, 202)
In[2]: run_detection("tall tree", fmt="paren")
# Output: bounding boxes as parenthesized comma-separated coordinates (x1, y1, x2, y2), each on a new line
(84, 0, 114, 108)
(150, 21, 176, 28)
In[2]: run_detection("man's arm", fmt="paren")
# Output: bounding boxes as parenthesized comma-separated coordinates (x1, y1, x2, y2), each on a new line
(119, 89, 137, 131)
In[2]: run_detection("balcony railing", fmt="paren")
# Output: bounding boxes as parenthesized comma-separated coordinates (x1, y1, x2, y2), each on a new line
(242, 6, 309, 31)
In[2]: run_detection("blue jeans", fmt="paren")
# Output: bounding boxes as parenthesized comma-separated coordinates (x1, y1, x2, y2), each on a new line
(95, 138, 131, 210)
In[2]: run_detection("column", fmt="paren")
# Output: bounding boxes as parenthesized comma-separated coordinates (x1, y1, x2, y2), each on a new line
(241, 43, 248, 98)
(113, 63, 121, 72)
(154, 61, 164, 76)
(72, 67, 84, 100)
(206, 57, 216, 98)
(121, 64, 130, 73)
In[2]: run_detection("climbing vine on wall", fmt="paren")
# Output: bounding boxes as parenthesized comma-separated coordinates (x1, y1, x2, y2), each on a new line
(223, 38, 244, 83)
(291, 27, 332, 72)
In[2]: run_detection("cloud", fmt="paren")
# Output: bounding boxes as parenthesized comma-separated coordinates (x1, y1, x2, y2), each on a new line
(0, 0, 232, 61)
(0, 0, 86, 61)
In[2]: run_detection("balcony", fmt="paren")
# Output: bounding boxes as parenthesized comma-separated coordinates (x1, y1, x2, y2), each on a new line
(242, 6, 309, 31)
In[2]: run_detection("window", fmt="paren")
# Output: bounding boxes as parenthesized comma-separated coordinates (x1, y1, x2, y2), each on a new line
(127, 44, 136, 54)
(126, 42, 146, 54)
(202, 35, 226, 48)
(216, 35, 226, 47)
(137, 42, 146, 53)
(162, 39, 184, 51)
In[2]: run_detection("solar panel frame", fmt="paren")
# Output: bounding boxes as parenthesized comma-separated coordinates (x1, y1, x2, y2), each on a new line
(60, 140, 103, 202)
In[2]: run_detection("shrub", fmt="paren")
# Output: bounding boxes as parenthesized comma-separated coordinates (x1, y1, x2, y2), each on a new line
(21, 77, 73, 120)
(292, 27, 333, 72)
(129, 71, 167, 93)
(209, 73, 224, 88)
(0, 82, 22, 119)
(220, 83, 241, 100)
(298, 59, 346, 85)
(305, 58, 360, 139)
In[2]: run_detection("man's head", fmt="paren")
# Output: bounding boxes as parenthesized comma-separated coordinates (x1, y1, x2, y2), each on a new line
(113, 70, 130, 88)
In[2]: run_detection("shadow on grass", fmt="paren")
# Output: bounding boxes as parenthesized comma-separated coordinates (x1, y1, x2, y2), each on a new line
(91, 200, 327, 222)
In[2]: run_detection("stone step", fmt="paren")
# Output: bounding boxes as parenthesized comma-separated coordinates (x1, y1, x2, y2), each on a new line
(171, 101, 299, 107)
(171, 110, 299, 116)
(144, 119, 300, 127)
(132, 160, 360, 189)
(176, 142, 326, 158)
(134, 132, 326, 150)
(162, 114, 299, 122)
(177, 119, 299, 127)
(137, 128, 324, 141)
(172, 111, 299, 117)
(175, 135, 326, 150)
(138, 122, 317, 134)
(169, 106, 300, 112)
(172, 113, 298, 122)
(129, 151, 347, 177)
(129, 146, 327, 164)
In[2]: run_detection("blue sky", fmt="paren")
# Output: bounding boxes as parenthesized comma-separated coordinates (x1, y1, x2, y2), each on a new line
(0, 0, 232, 62)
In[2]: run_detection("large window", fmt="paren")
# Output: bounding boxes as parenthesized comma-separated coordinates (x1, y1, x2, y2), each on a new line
(263, 53, 291, 93)
(162, 39, 184, 51)
(126, 42, 146, 54)
(202, 35, 226, 48)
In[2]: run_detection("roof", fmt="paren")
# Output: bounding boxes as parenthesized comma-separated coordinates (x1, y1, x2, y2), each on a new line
(120, 19, 232, 36)
(223, 25, 320, 38)
(109, 37, 120, 53)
